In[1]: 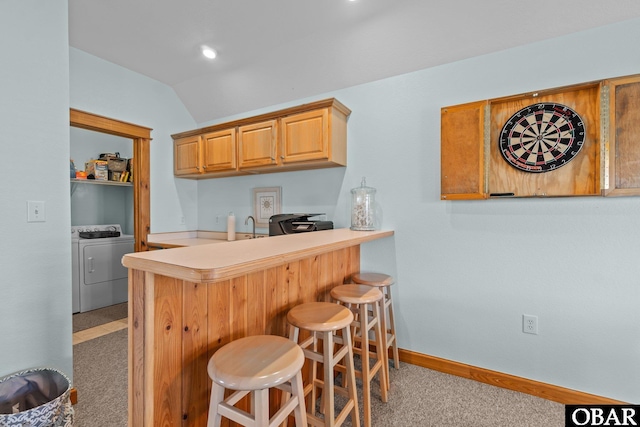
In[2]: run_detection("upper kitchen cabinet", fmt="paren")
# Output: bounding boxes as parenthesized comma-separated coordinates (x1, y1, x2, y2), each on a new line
(174, 135, 201, 176)
(174, 129, 238, 177)
(202, 128, 237, 173)
(172, 98, 351, 179)
(280, 106, 347, 167)
(238, 120, 278, 170)
(602, 75, 640, 196)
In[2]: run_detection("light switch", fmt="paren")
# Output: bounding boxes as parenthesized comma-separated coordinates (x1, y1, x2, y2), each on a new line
(27, 201, 46, 222)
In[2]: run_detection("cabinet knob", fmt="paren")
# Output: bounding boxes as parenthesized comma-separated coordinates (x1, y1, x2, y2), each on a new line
(280, 156, 284, 160)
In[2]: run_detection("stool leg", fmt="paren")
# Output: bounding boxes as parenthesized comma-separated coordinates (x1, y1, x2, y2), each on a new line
(255, 389, 269, 426)
(312, 331, 320, 417)
(359, 302, 372, 427)
(372, 300, 388, 404)
(376, 297, 390, 391)
(322, 331, 336, 426)
(290, 324, 318, 420)
(277, 337, 308, 427)
(385, 286, 400, 370)
(207, 383, 225, 427)
(342, 325, 360, 427)
(291, 371, 308, 427)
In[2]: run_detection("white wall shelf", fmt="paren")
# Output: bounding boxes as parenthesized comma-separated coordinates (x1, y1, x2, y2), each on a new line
(70, 178, 132, 187)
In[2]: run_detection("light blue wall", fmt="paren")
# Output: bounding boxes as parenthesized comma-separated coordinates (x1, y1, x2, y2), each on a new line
(70, 48, 198, 233)
(0, 1, 72, 379)
(195, 19, 640, 402)
(0, 21, 198, 382)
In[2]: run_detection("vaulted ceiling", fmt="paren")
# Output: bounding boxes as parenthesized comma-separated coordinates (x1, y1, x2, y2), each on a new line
(69, 0, 640, 123)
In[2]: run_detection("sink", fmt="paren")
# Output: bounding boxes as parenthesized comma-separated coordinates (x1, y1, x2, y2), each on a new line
(238, 234, 267, 240)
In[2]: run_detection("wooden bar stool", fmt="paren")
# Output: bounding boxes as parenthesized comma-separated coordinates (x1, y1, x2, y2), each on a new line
(287, 302, 359, 427)
(351, 272, 400, 374)
(207, 335, 307, 427)
(330, 284, 388, 427)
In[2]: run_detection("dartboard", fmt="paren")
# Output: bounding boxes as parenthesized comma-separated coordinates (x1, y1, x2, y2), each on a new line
(499, 103, 585, 173)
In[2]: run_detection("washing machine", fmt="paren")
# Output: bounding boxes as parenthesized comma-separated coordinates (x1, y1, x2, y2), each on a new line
(71, 224, 134, 313)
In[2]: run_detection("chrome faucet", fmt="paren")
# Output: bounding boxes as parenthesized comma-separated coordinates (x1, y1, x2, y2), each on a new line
(245, 215, 256, 239)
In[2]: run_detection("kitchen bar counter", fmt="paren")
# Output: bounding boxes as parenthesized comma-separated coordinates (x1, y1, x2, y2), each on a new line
(122, 228, 393, 427)
(127, 229, 393, 282)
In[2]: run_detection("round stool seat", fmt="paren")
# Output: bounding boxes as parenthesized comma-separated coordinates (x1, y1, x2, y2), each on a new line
(351, 272, 394, 287)
(331, 284, 383, 304)
(287, 302, 353, 332)
(208, 335, 304, 391)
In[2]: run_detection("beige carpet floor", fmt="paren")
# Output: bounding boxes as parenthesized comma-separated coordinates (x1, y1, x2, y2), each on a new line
(73, 328, 128, 427)
(73, 331, 564, 426)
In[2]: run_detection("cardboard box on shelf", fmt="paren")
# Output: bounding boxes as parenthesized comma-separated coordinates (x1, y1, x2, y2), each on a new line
(94, 161, 108, 181)
(108, 158, 127, 172)
(86, 159, 108, 180)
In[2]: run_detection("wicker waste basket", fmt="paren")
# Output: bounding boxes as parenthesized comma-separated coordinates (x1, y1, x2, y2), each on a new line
(0, 368, 73, 427)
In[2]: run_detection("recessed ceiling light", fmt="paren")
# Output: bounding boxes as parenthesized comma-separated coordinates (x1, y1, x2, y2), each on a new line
(202, 46, 217, 59)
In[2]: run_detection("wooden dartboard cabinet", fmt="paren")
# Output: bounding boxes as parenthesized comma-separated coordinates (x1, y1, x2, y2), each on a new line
(441, 73, 640, 200)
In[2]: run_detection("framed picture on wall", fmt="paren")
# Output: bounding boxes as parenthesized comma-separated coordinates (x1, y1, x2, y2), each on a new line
(253, 187, 282, 227)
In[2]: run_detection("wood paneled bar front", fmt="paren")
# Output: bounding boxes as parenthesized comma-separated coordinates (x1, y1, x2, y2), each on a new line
(121, 228, 394, 427)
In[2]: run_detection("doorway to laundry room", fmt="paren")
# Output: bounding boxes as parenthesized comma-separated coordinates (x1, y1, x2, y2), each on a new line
(70, 127, 134, 314)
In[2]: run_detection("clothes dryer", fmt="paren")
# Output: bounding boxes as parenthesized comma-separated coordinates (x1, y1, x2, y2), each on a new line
(71, 224, 134, 313)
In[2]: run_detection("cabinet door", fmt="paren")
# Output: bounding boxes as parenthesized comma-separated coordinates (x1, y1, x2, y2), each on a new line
(441, 101, 487, 200)
(280, 108, 329, 163)
(174, 135, 201, 175)
(238, 120, 277, 169)
(604, 75, 640, 196)
(202, 128, 237, 172)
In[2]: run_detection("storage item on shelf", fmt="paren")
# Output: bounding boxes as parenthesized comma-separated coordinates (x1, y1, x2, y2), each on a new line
(99, 152, 119, 160)
(94, 161, 108, 180)
(107, 157, 127, 172)
(85, 159, 108, 180)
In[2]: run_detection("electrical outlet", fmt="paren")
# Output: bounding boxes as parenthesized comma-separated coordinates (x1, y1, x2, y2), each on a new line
(180, 216, 186, 225)
(522, 314, 538, 335)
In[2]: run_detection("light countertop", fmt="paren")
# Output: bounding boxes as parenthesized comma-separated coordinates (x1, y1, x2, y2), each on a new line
(147, 230, 266, 248)
(124, 228, 394, 283)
